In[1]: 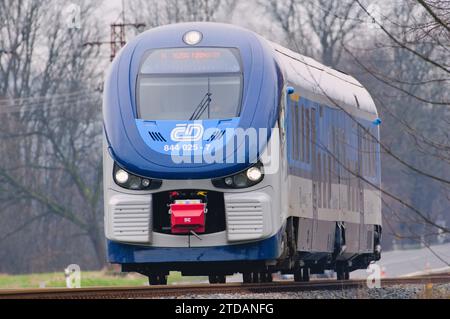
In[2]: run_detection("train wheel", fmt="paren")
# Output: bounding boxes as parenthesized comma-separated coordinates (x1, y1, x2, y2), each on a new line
(259, 272, 267, 283)
(336, 263, 346, 280)
(294, 268, 302, 282)
(344, 270, 350, 280)
(242, 272, 252, 284)
(265, 272, 273, 283)
(159, 274, 168, 285)
(302, 268, 310, 282)
(208, 275, 218, 284)
(217, 275, 226, 284)
(252, 272, 260, 283)
(148, 275, 159, 285)
(149, 274, 167, 285)
(209, 275, 226, 284)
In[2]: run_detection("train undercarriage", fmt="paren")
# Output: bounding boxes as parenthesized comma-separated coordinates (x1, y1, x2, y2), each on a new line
(120, 217, 382, 285)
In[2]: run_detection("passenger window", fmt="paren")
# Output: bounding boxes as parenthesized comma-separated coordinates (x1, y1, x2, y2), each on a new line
(294, 102, 299, 161)
(373, 134, 377, 176)
(363, 132, 368, 177)
(298, 104, 303, 162)
(291, 103, 297, 161)
(328, 154, 332, 209)
(373, 137, 377, 176)
(305, 109, 311, 164)
(301, 105, 305, 162)
(318, 152, 322, 208)
(323, 154, 327, 209)
(370, 132, 374, 176)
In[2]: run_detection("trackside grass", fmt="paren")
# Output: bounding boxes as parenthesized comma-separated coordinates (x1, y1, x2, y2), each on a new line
(0, 271, 206, 289)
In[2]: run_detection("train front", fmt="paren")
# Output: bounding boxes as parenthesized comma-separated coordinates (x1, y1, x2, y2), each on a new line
(102, 23, 282, 281)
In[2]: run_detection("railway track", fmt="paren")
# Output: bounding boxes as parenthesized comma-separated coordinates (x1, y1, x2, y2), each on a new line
(0, 275, 449, 299)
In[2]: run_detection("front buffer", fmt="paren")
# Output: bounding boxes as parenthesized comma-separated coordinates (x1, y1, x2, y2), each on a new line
(108, 230, 283, 284)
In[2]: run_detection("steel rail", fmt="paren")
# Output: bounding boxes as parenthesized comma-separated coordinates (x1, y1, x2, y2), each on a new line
(0, 275, 448, 299)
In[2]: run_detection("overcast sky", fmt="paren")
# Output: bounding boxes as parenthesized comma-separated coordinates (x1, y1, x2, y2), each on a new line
(91, 0, 284, 43)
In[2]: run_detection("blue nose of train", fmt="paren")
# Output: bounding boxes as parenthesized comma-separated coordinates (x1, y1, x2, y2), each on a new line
(103, 22, 282, 179)
(108, 117, 265, 179)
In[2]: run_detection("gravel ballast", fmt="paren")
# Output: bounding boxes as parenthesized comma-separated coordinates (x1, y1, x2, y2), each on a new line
(160, 283, 450, 299)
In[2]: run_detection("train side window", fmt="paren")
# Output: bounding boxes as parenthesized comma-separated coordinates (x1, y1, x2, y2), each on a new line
(328, 154, 332, 209)
(334, 127, 338, 181)
(336, 129, 340, 184)
(323, 154, 327, 209)
(373, 133, 377, 176)
(369, 132, 374, 176)
(318, 152, 322, 208)
(348, 164, 351, 211)
(343, 134, 349, 210)
(322, 152, 325, 209)
(367, 132, 371, 177)
(351, 162, 355, 212)
(366, 131, 370, 176)
(346, 160, 350, 210)
(291, 102, 297, 161)
(366, 133, 372, 176)
(369, 131, 374, 176)
(354, 165, 357, 211)
(355, 164, 359, 212)
(294, 102, 300, 161)
(373, 137, 377, 176)
(356, 168, 359, 211)
(373, 130, 377, 176)
(300, 105, 304, 162)
(302, 105, 309, 163)
(363, 131, 367, 177)
(305, 108, 310, 164)
(333, 127, 339, 184)
(340, 129, 345, 185)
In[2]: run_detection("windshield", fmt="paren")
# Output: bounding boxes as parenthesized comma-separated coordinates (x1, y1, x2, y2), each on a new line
(137, 48, 242, 121)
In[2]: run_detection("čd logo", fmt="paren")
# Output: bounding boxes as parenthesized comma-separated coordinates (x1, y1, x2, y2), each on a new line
(170, 124, 204, 142)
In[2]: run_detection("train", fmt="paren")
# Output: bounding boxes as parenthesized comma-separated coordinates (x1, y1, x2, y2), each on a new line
(102, 22, 382, 285)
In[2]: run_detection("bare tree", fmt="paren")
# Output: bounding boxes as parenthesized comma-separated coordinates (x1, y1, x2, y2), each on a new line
(344, 0, 450, 247)
(126, 0, 238, 29)
(263, 0, 363, 67)
(262, 0, 449, 248)
(0, 0, 105, 272)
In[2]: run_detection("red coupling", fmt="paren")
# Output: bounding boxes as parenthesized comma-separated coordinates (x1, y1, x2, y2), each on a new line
(170, 203, 206, 234)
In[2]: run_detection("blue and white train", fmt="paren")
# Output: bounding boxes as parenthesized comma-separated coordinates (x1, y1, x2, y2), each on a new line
(103, 22, 382, 284)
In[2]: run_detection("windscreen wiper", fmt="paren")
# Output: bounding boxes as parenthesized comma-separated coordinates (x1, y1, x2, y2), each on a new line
(189, 92, 212, 121)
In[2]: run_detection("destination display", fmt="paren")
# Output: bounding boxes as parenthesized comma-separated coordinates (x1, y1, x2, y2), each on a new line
(140, 47, 241, 74)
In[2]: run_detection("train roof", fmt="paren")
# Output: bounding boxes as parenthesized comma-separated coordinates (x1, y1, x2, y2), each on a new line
(269, 42, 378, 118)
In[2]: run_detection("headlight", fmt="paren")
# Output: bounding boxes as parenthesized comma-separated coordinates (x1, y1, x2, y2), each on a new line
(113, 163, 162, 190)
(141, 179, 151, 187)
(183, 30, 203, 45)
(246, 166, 262, 182)
(115, 169, 129, 184)
(224, 177, 234, 186)
(212, 162, 264, 189)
